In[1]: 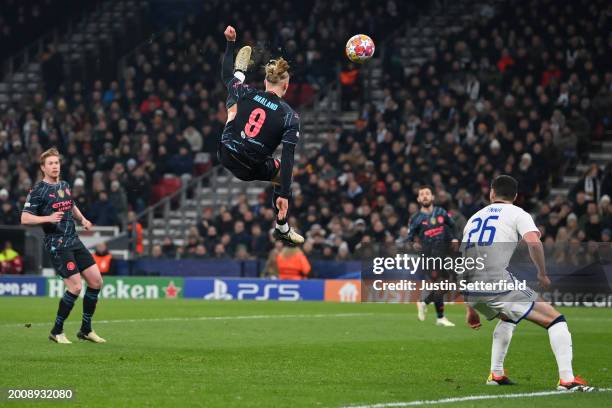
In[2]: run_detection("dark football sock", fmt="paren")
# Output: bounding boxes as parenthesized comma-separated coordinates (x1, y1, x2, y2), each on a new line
(51, 291, 79, 335)
(434, 297, 445, 318)
(81, 287, 100, 334)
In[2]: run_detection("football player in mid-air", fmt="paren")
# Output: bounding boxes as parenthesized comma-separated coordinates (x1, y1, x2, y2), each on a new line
(21, 148, 106, 344)
(462, 175, 593, 391)
(217, 25, 303, 246)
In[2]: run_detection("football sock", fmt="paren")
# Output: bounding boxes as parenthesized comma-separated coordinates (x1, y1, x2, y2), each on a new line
(434, 298, 445, 318)
(423, 291, 434, 305)
(234, 71, 245, 82)
(81, 287, 100, 334)
(276, 218, 289, 233)
(491, 320, 516, 376)
(547, 316, 574, 382)
(52, 291, 79, 335)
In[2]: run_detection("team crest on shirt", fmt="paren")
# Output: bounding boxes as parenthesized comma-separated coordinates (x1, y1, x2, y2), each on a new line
(65, 187, 71, 196)
(58, 189, 65, 198)
(437, 216, 444, 224)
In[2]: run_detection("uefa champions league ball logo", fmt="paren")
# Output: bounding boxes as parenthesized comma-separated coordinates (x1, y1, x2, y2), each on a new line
(345, 34, 375, 63)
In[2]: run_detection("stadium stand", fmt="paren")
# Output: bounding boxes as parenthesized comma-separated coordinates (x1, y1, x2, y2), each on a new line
(0, 0, 103, 63)
(0, 0, 610, 264)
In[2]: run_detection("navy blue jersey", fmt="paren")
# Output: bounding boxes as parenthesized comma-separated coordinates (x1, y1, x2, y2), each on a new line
(407, 206, 457, 249)
(220, 40, 300, 198)
(22, 180, 79, 250)
(222, 77, 300, 161)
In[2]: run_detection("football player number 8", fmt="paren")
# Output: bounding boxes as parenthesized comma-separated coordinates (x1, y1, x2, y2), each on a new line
(245, 108, 266, 137)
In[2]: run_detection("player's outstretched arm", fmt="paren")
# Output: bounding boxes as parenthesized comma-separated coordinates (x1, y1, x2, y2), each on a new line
(221, 26, 237, 85)
(277, 114, 299, 213)
(21, 211, 62, 225)
(523, 231, 550, 289)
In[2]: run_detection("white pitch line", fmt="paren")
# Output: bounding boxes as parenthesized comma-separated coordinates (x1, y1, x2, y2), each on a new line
(342, 388, 612, 408)
(2, 312, 374, 328)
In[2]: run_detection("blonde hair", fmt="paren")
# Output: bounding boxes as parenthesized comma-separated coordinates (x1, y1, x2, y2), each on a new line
(40, 147, 60, 167)
(265, 57, 290, 84)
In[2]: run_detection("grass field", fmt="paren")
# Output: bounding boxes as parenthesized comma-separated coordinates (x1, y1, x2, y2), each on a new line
(0, 298, 610, 407)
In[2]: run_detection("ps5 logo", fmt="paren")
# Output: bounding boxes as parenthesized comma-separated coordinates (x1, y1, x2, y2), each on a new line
(204, 280, 233, 300)
(203, 279, 300, 301)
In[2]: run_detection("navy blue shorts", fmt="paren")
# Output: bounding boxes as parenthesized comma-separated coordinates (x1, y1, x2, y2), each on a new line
(48, 240, 96, 278)
(217, 142, 279, 182)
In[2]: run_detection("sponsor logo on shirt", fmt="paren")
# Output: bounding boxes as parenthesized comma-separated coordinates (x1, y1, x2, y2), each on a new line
(52, 200, 73, 211)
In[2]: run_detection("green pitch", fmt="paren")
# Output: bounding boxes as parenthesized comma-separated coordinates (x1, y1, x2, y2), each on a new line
(0, 298, 610, 407)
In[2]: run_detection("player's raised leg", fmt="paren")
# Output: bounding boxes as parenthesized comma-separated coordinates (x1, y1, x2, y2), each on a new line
(49, 272, 81, 344)
(234, 45, 251, 78)
(77, 264, 106, 343)
(524, 301, 594, 391)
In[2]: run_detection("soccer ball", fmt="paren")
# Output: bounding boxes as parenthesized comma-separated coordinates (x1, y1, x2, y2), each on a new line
(345, 34, 375, 63)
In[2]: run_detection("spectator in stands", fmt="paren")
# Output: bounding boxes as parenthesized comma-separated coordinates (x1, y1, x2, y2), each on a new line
(89, 191, 118, 227)
(0, 188, 19, 225)
(127, 166, 151, 214)
(126, 210, 144, 256)
(149, 244, 165, 259)
(250, 223, 271, 258)
(234, 244, 251, 261)
(93, 242, 116, 275)
(189, 244, 208, 259)
(108, 180, 128, 228)
(571, 164, 603, 203)
(167, 146, 193, 177)
(161, 237, 177, 259)
(213, 243, 226, 259)
(229, 221, 250, 254)
(262, 241, 283, 278)
(340, 63, 360, 110)
(0, 242, 23, 274)
(276, 246, 311, 280)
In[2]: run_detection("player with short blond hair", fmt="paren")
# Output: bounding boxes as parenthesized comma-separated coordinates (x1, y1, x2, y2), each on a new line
(217, 25, 304, 247)
(21, 148, 106, 344)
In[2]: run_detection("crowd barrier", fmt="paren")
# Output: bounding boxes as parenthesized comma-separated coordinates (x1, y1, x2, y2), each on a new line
(117, 259, 362, 279)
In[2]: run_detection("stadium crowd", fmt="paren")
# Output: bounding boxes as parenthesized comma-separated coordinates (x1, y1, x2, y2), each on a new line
(0, 0, 404, 226)
(0, 0, 102, 63)
(0, 0, 610, 264)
